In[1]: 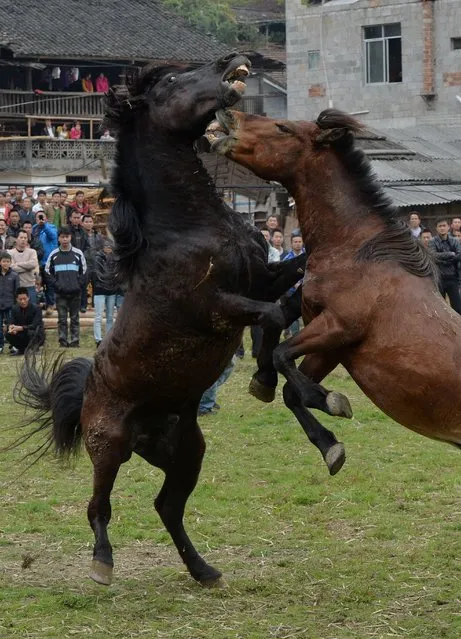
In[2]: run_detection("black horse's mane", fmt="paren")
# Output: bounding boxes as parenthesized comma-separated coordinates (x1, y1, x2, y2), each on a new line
(315, 109, 437, 281)
(103, 62, 220, 284)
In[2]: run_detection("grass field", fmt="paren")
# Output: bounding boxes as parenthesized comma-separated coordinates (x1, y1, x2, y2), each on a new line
(1, 329, 461, 638)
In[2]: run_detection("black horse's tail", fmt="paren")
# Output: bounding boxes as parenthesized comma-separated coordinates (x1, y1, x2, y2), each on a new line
(9, 349, 93, 461)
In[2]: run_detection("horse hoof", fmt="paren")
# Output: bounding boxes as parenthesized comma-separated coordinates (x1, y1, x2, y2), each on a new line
(249, 377, 276, 403)
(90, 559, 113, 586)
(200, 576, 225, 588)
(326, 392, 353, 418)
(324, 443, 346, 476)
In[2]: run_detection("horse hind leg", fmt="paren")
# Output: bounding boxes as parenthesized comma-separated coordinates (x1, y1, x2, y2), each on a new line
(137, 406, 222, 586)
(85, 410, 132, 586)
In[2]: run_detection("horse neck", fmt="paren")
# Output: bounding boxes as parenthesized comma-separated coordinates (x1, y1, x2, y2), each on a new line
(115, 128, 223, 234)
(288, 160, 386, 252)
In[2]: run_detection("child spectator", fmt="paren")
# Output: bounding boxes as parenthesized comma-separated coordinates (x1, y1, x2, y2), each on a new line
(6, 287, 45, 355)
(70, 121, 82, 139)
(0, 251, 19, 354)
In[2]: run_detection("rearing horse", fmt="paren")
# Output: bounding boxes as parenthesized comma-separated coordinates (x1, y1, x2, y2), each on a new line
(12, 54, 309, 587)
(207, 109, 461, 473)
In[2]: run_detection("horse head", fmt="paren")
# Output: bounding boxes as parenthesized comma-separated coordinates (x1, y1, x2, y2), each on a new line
(105, 53, 250, 140)
(205, 108, 364, 183)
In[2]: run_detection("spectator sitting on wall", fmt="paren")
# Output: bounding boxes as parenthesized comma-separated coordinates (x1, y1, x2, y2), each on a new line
(6, 287, 45, 355)
(408, 211, 422, 238)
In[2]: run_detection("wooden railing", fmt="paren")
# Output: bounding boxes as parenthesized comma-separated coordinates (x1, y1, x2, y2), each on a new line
(0, 90, 285, 119)
(0, 90, 105, 118)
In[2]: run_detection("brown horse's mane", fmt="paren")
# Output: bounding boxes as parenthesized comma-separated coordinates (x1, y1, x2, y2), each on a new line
(315, 109, 438, 282)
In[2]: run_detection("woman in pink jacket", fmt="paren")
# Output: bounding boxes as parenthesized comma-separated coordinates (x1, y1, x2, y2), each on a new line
(70, 121, 82, 140)
(95, 73, 109, 93)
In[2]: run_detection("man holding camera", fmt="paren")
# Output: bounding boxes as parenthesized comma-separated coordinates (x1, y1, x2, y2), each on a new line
(32, 209, 58, 313)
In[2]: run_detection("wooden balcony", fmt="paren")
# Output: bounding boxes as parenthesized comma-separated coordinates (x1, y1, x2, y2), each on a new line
(0, 90, 286, 122)
(0, 90, 105, 119)
(0, 137, 115, 173)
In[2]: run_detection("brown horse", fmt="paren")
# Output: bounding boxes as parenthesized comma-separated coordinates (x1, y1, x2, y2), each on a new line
(11, 54, 309, 588)
(207, 108, 461, 473)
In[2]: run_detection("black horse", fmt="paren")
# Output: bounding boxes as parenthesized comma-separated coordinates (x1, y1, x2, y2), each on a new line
(14, 53, 307, 587)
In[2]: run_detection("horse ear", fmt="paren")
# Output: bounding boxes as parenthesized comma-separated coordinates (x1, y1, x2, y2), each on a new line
(315, 128, 349, 147)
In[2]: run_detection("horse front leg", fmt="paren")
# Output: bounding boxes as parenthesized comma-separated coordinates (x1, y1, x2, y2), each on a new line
(283, 352, 347, 475)
(250, 288, 303, 403)
(264, 253, 307, 302)
(215, 292, 285, 333)
(153, 407, 222, 586)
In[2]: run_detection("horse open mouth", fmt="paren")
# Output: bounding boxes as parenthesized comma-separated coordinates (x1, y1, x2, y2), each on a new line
(222, 64, 250, 96)
(205, 110, 237, 149)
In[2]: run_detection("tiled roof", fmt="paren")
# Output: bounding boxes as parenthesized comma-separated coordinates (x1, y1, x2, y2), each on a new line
(384, 184, 461, 208)
(0, 0, 229, 63)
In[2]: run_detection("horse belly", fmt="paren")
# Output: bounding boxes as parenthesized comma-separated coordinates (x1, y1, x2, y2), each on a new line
(344, 334, 461, 446)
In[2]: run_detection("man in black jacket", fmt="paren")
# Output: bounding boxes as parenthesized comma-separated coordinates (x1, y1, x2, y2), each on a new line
(429, 218, 461, 314)
(69, 209, 90, 313)
(6, 287, 44, 355)
(45, 225, 87, 347)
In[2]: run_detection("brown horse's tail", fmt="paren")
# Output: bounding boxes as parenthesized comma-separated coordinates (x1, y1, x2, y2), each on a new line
(9, 349, 93, 461)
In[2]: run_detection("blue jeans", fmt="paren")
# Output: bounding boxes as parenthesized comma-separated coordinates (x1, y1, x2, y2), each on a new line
(93, 294, 116, 342)
(199, 358, 235, 412)
(115, 294, 124, 309)
(0, 308, 11, 347)
(26, 286, 37, 304)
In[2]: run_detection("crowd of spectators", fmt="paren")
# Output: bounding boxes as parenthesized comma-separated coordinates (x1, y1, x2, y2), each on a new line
(0, 186, 122, 354)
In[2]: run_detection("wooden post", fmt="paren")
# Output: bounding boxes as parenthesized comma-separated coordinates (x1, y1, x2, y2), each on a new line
(27, 118, 31, 137)
(90, 119, 94, 140)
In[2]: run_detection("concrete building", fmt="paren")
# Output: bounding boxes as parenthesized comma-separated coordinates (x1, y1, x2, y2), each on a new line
(285, 0, 461, 222)
(286, 0, 461, 128)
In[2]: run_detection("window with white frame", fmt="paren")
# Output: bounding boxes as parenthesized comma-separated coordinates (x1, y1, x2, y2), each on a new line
(364, 23, 402, 84)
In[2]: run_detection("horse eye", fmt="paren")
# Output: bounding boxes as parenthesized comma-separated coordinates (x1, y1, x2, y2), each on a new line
(168, 76, 176, 83)
(276, 123, 293, 135)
